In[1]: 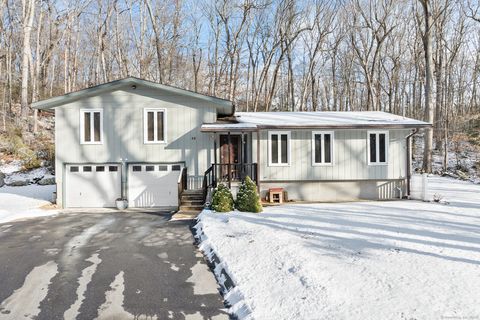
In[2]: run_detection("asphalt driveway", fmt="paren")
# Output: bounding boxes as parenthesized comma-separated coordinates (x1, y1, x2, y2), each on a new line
(0, 211, 229, 320)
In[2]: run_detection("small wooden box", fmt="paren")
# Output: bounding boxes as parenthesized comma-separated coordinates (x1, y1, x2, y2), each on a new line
(269, 188, 284, 204)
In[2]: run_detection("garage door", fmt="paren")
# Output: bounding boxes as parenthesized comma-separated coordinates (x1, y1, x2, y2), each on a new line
(128, 164, 182, 208)
(65, 164, 122, 208)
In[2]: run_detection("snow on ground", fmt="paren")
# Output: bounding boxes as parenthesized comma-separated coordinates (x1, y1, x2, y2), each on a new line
(0, 185, 58, 224)
(0, 160, 23, 174)
(4, 167, 50, 185)
(195, 176, 480, 320)
(413, 135, 480, 183)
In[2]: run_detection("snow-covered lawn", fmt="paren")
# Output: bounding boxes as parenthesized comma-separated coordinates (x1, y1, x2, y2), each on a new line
(195, 176, 480, 320)
(0, 185, 58, 224)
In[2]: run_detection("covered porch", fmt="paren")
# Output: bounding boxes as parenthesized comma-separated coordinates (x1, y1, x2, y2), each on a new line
(200, 124, 261, 198)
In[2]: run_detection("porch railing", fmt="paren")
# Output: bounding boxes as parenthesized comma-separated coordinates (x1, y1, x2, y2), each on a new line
(177, 166, 188, 205)
(202, 163, 258, 202)
(202, 165, 215, 201)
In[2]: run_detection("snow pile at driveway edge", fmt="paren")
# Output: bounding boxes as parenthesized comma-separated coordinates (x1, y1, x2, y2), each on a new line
(0, 185, 59, 224)
(193, 210, 253, 320)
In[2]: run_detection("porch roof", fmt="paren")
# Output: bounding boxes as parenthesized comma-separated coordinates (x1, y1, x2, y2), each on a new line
(201, 111, 431, 132)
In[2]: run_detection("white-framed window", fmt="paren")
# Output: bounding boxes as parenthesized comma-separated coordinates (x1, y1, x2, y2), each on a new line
(312, 131, 334, 166)
(268, 131, 290, 166)
(80, 109, 103, 144)
(144, 108, 166, 144)
(367, 130, 389, 165)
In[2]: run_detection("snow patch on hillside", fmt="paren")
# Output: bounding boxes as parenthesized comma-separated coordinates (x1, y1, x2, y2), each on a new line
(0, 160, 23, 174)
(413, 135, 479, 183)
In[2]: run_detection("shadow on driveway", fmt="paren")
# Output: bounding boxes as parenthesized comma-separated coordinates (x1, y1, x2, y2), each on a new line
(0, 211, 229, 320)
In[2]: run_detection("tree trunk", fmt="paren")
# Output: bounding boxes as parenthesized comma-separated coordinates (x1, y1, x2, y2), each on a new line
(420, 0, 435, 173)
(20, 0, 36, 120)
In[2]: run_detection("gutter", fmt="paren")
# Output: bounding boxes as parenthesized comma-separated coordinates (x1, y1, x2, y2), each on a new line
(201, 123, 430, 132)
(406, 128, 419, 197)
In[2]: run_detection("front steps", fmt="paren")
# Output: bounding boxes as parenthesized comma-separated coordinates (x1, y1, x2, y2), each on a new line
(174, 189, 204, 219)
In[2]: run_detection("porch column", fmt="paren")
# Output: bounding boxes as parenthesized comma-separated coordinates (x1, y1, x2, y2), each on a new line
(213, 132, 217, 186)
(241, 132, 245, 180)
(227, 131, 231, 189)
(241, 132, 245, 165)
(256, 130, 261, 193)
(213, 132, 217, 164)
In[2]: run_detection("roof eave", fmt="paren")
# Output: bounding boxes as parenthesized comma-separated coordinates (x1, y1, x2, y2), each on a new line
(200, 123, 431, 132)
(31, 77, 234, 115)
(32, 79, 132, 110)
(255, 123, 432, 130)
(200, 126, 258, 132)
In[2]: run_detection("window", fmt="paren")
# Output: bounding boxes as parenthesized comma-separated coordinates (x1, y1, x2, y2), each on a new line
(80, 109, 103, 144)
(96, 166, 105, 172)
(172, 165, 181, 171)
(312, 131, 334, 166)
(70, 166, 79, 172)
(158, 165, 168, 171)
(146, 165, 155, 172)
(368, 131, 389, 165)
(109, 166, 118, 172)
(268, 131, 290, 166)
(144, 109, 166, 143)
(83, 166, 92, 172)
(133, 166, 142, 172)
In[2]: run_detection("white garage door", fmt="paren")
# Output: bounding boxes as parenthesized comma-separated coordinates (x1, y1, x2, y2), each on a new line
(65, 164, 122, 208)
(128, 164, 181, 208)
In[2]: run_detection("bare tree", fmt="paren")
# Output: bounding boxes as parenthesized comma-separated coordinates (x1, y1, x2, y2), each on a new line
(0, 0, 479, 174)
(417, 0, 435, 173)
(20, 0, 36, 120)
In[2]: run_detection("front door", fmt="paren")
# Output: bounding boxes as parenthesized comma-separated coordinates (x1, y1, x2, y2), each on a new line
(220, 135, 242, 180)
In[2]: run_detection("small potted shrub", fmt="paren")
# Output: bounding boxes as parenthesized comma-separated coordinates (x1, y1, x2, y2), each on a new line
(115, 197, 128, 210)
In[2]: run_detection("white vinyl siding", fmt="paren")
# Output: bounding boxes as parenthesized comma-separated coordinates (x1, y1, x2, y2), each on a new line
(368, 131, 389, 165)
(144, 108, 166, 143)
(54, 87, 217, 207)
(80, 109, 103, 144)
(268, 131, 290, 166)
(253, 129, 407, 181)
(312, 131, 334, 166)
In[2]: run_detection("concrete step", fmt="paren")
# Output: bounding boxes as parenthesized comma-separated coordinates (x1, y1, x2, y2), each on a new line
(182, 190, 204, 195)
(180, 199, 204, 206)
(179, 205, 204, 212)
(172, 211, 200, 220)
(181, 194, 204, 201)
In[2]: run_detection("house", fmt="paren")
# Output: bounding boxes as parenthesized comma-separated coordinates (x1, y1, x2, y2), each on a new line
(33, 77, 430, 209)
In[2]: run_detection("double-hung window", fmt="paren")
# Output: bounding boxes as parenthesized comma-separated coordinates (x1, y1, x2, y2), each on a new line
(312, 131, 334, 166)
(80, 109, 103, 144)
(144, 108, 166, 143)
(268, 131, 290, 166)
(368, 131, 388, 165)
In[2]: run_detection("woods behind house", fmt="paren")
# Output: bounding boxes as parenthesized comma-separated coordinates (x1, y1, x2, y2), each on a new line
(1, 0, 480, 172)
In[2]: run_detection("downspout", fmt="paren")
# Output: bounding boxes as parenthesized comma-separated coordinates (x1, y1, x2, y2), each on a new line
(406, 128, 419, 197)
